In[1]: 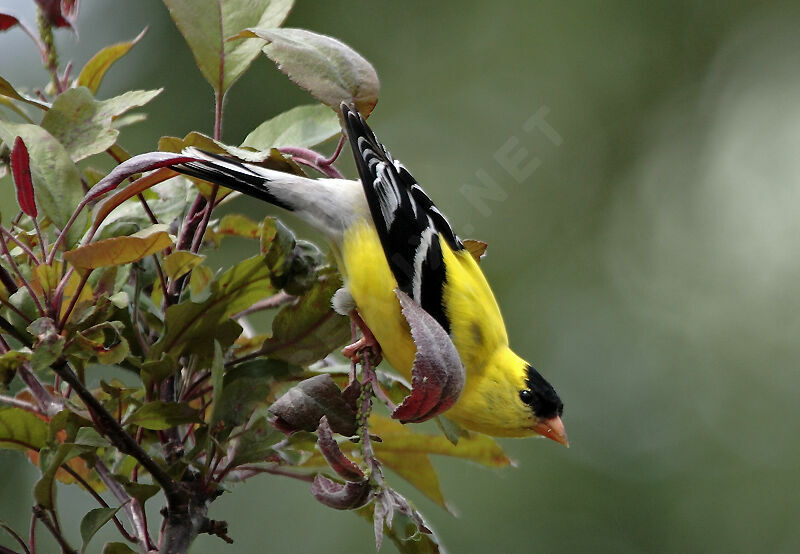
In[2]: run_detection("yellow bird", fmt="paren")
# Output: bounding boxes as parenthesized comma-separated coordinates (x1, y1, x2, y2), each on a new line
(174, 104, 567, 444)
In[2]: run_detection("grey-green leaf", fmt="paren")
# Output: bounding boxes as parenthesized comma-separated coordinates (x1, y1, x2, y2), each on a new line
(125, 401, 203, 430)
(248, 27, 380, 115)
(81, 506, 123, 554)
(41, 87, 162, 162)
(242, 103, 341, 150)
(163, 0, 294, 94)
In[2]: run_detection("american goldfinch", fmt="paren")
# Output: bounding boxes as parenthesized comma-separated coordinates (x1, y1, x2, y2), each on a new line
(174, 104, 567, 444)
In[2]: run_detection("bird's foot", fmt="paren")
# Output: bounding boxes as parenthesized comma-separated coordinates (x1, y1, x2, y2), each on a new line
(342, 311, 383, 366)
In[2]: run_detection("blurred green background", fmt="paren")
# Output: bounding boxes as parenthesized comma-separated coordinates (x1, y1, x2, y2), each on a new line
(2, 0, 800, 552)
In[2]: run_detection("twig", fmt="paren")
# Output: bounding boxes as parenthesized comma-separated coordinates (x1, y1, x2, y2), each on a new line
(0, 313, 32, 345)
(0, 394, 40, 413)
(231, 291, 295, 319)
(31, 219, 46, 263)
(0, 520, 31, 554)
(0, 231, 44, 316)
(17, 364, 62, 416)
(46, 198, 89, 265)
(60, 465, 137, 544)
(94, 461, 153, 551)
(27, 512, 35, 554)
(228, 464, 316, 483)
(138, 193, 159, 226)
(213, 90, 224, 142)
(0, 265, 18, 295)
(279, 140, 345, 179)
(32, 506, 76, 554)
(57, 271, 90, 331)
(1, 228, 41, 266)
(190, 185, 218, 253)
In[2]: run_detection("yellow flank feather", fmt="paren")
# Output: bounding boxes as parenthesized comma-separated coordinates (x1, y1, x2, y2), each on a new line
(341, 221, 539, 437)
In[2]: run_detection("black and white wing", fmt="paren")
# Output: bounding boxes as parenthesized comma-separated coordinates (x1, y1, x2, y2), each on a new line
(341, 104, 464, 333)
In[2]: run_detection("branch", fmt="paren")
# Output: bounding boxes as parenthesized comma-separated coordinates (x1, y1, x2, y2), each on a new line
(48, 358, 178, 497)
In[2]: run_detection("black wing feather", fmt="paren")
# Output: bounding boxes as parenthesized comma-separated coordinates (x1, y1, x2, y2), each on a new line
(174, 150, 293, 211)
(341, 104, 463, 333)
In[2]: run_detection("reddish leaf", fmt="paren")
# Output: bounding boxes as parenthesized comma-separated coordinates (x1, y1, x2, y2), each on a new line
(10, 137, 37, 217)
(0, 13, 20, 31)
(34, 0, 78, 29)
(391, 291, 466, 424)
(316, 416, 364, 482)
(310, 474, 371, 511)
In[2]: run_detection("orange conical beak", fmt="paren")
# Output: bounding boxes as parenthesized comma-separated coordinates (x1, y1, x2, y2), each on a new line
(531, 415, 569, 447)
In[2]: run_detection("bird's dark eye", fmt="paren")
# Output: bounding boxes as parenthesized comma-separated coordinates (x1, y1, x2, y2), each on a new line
(519, 389, 533, 405)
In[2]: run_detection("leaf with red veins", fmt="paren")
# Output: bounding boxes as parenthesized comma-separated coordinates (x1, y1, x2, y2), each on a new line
(310, 474, 371, 511)
(391, 290, 465, 424)
(11, 137, 37, 218)
(268, 374, 357, 436)
(316, 416, 364, 482)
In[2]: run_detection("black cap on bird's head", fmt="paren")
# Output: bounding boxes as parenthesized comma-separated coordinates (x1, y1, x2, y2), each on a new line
(520, 365, 568, 446)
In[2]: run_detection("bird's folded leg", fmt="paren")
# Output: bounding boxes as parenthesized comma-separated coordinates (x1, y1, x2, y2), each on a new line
(341, 310, 383, 367)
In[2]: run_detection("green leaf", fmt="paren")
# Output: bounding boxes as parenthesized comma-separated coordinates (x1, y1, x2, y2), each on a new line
(0, 75, 49, 109)
(0, 407, 48, 451)
(244, 27, 379, 116)
(163, 0, 293, 94)
(64, 224, 174, 269)
(140, 354, 178, 384)
(229, 417, 283, 466)
(159, 130, 306, 170)
(74, 427, 109, 448)
(0, 122, 87, 246)
(28, 317, 65, 372)
(189, 265, 213, 302)
(261, 269, 350, 365)
(125, 401, 203, 430)
(77, 28, 147, 94)
(80, 506, 123, 554)
(41, 87, 162, 162)
(163, 250, 205, 280)
(103, 542, 137, 554)
(112, 474, 161, 504)
(216, 213, 261, 240)
(210, 358, 291, 440)
(242, 103, 340, 150)
(149, 255, 274, 360)
(0, 350, 30, 385)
